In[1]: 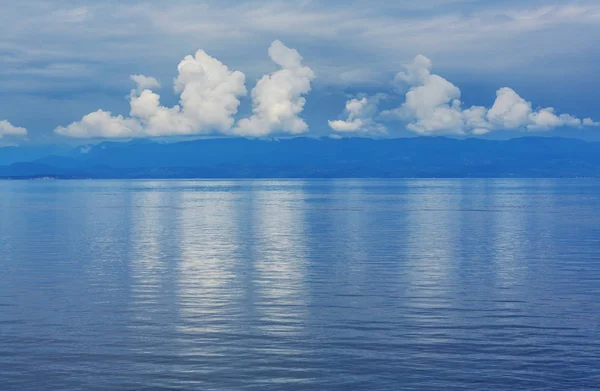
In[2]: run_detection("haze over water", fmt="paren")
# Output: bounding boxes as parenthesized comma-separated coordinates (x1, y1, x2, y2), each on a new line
(1, 179, 599, 390)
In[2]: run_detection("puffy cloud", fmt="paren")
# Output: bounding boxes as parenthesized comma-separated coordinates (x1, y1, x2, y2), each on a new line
(56, 110, 142, 138)
(462, 106, 491, 135)
(328, 119, 363, 132)
(357, 55, 599, 136)
(130, 74, 160, 92)
(57, 49, 247, 138)
(56, 41, 315, 139)
(487, 88, 592, 131)
(528, 110, 581, 131)
(0, 120, 27, 138)
(234, 40, 315, 137)
(380, 56, 466, 135)
(393, 55, 432, 89)
(329, 98, 368, 132)
(328, 96, 386, 134)
(487, 87, 532, 129)
(171, 50, 246, 132)
(401, 73, 463, 135)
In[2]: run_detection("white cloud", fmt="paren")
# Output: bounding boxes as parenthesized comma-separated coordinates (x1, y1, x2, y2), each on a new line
(528, 110, 581, 131)
(55, 110, 142, 138)
(329, 98, 367, 132)
(462, 106, 491, 135)
(393, 54, 432, 89)
(487, 87, 534, 129)
(0, 120, 27, 138)
(56, 48, 247, 138)
(174, 50, 247, 133)
(328, 119, 363, 132)
(401, 75, 463, 134)
(487, 87, 591, 131)
(371, 55, 599, 136)
(234, 40, 315, 137)
(328, 96, 386, 134)
(130, 74, 160, 92)
(56, 40, 315, 139)
(379, 56, 468, 135)
(3, 1, 600, 139)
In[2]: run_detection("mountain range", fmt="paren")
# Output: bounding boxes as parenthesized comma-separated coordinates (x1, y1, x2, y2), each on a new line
(1, 137, 600, 179)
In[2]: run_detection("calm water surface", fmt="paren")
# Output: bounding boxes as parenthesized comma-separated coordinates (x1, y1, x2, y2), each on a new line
(1, 179, 599, 390)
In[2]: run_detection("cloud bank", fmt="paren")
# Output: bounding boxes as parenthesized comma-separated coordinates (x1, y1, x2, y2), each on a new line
(331, 55, 598, 136)
(0, 120, 27, 139)
(54, 40, 596, 140)
(55, 40, 314, 139)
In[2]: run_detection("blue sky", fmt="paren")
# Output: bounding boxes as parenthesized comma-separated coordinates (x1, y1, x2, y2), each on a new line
(1, 0, 599, 144)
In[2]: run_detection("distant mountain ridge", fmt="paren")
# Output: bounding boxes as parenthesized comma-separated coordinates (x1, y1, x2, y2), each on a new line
(1, 137, 600, 178)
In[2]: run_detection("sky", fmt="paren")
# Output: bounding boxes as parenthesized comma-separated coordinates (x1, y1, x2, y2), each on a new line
(1, 0, 599, 145)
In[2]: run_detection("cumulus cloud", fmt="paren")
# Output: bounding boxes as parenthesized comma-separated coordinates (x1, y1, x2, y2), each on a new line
(340, 55, 598, 136)
(0, 120, 27, 138)
(234, 40, 315, 137)
(397, 61, 464, 134)
(55, 40, 315, 139)
(328, 96, 386, 134)
(56, 48, 247, 138)
(55, 110, 142, 139)
(130, 74, 160, 92)
(487, 88, 588, 131)
(393, 55, 432, 89)
(329, 98, 368, 132)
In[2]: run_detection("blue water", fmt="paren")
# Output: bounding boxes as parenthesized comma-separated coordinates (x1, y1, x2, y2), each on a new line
(1, 179, 599, 390)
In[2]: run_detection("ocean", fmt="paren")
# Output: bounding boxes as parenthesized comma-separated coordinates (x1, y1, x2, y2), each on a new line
(1, 179, 599, 390)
